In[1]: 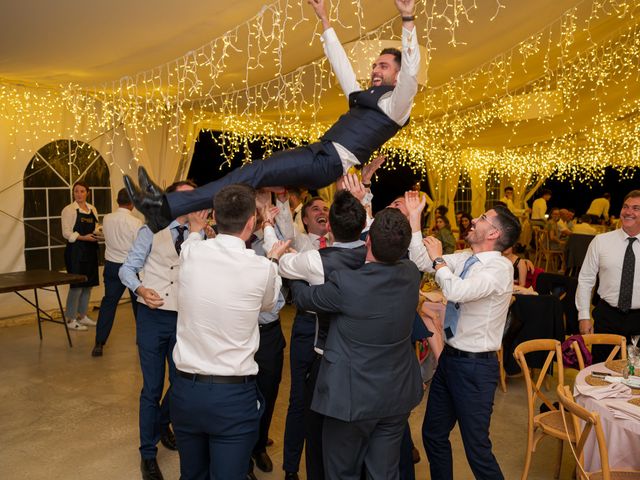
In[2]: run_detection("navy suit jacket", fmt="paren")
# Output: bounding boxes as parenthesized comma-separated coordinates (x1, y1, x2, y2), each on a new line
(291, 259, 424, 421)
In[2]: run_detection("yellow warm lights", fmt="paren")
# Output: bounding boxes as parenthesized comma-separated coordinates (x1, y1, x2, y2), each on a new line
(0, 0, 638, 185)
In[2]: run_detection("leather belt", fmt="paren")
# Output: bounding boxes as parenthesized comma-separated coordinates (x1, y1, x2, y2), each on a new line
(444, 345, 497, 359)
(177, 370, 256, 384)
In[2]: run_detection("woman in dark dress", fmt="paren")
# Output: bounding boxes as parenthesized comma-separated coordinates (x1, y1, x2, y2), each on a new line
(61, 181, 100, 331)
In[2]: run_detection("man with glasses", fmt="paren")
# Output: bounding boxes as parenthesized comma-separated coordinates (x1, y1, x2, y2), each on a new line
(577, 190, 640, 362)
(404, 194, 521, 480)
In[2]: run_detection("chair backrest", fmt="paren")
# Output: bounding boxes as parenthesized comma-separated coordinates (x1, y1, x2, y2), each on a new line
(514, 339, 564, 429)
(556, 384, 612, 480)
(572, 334, 627, 370)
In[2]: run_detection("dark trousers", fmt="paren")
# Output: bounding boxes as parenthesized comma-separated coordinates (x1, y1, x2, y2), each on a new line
(399, 424, 416, 480)
(95, 260, 138, 345)
(171, 374, 263, 480)
(423, 353, 503, 480)
(283, 311, 317, 473)
(323, 413, 409, 480)
(305, 355, 325, 480)
(166, 141, 343, 217)
(592, 300, 640, 362)
(253, 320, 286, 454)
(136, 304, 177, 459)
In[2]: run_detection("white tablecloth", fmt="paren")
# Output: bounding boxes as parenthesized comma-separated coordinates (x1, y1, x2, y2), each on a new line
(574, 363, 640, 471)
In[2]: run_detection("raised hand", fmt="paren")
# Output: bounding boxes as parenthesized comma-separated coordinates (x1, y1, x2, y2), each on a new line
(187, 210, 209, 233)
(339, 173, 367, 202)
(361, 155, 386, 185)
(267, 239, 293, 261)
(308, 0, 331, 29)
(423, 236, 443, 261)
(395, 0, 415, 16)
(404, 190, 426, 232)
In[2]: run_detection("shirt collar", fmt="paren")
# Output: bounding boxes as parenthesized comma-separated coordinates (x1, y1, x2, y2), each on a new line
(473, 251, 502, 263)
(619, 228, 640, 241)
(333, 239, 365, 249)
(216, 233, 247, 249)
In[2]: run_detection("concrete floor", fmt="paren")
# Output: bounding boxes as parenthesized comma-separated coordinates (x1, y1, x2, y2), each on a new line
(0, 302, 577, 480)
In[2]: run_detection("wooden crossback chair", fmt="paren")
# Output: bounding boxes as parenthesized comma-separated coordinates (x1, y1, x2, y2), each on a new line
(571, 334, 627, 370)
(556, 384, 640, 480)
(533, 228, 564, 273)
(514, 339, 574, 480)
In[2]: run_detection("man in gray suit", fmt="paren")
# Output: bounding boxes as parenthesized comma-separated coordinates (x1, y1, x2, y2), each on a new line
(289, 208, 424, 480)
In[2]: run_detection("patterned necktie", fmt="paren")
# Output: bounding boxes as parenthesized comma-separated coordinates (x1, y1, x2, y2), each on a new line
(618, 237, 637, 312)
(175, 225, 188, 254)
(444, 255, 480, 340)
(318, 235, 327, 249)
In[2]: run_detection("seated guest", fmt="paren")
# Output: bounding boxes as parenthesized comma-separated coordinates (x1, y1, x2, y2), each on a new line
(457, 212, 473, 249)
(503, 246, 529, 287)
(558, 209, 574, 237)
(546, 208, 566, 250)
(573, 215, 598, 235)
(429, 215, 456, 254)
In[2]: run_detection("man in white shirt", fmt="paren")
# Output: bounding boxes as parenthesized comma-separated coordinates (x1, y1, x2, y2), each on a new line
(92, 188, 142, 357)
(405, 194, 521, 480)
(124, 0, 419, 234)
(577, 190, 640, 362)
(500, 186, 527, 217)
(530, 188, 551, 228)
(171, 184, 282, 480)
(586, 193, 611, 224)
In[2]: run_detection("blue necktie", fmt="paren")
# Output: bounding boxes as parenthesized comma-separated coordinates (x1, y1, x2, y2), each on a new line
(444, 255, 480, 340)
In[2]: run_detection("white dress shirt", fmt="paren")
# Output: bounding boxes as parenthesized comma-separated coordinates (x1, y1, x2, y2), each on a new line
(572, 223, 597, 235)
(576, 229, 640, 319)
(278, 240, 365, 286)
(61, 201, 100, 243)
(408, 232, 513, 352)
(321, 25, 419, 171)
(102, 207, 142, 263)
(531, 198, 547, 221)
(173, 233, 281, 376)
(586, 197, 610, 221)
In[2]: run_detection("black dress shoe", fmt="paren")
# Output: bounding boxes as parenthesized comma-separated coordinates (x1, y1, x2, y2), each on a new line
(91, 342, 103, 357)
(138, 166, 165, 198)
(160, 425, 178, 451)
(123, 172, 171, 234)
(253, 451, 273, 472)
(284, 472, 299, 480)
(141, 458, 164, 480)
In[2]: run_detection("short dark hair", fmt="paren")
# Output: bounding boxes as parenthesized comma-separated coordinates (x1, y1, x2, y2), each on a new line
(300, 196, 325, 233)
(435, 205, 448, 216)
(329, 191, 366, 242)
(492, 205, 521, 252)
(603, 193, 611, 199)
(369, 208, 411, 263)
(540, 188, 552, 197)
(166, 179, 198, 194)
(213, 184, 256, 234)
(116, 188, 132, 206)
(504, 186, 514, 193)
(623, 190, 640, 202)
(379, 47, 401, 68)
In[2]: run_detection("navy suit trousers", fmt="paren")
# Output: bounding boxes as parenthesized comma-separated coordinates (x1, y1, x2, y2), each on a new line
(171, 375, 264, 480)
(136, 304, 177, 459)
(253, 320, 286, 454)
(283, 311, 317, 473)
(165, 141, 343, 218)
(422, 353, 503, 480)
(95, 260, 137, 344)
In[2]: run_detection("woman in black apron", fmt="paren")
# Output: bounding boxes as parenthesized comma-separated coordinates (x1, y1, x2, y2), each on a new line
(61, 181, 100, 331)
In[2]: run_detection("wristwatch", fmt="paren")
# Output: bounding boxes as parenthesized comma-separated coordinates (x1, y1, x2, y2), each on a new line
(432, 257, 446, 269)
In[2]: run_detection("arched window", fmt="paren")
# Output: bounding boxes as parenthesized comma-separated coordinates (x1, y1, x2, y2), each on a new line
(454, 169, 472, 214)
(23, 140, 111, 271)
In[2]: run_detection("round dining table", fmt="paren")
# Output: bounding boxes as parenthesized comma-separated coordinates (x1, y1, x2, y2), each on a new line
(574, 362, 640, 471)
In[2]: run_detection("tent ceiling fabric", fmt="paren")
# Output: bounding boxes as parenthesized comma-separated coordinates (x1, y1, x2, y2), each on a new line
(1, 0, 638, 177)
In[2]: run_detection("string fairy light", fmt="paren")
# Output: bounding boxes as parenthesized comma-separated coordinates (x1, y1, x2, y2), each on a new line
(0, 0, 637, 188)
